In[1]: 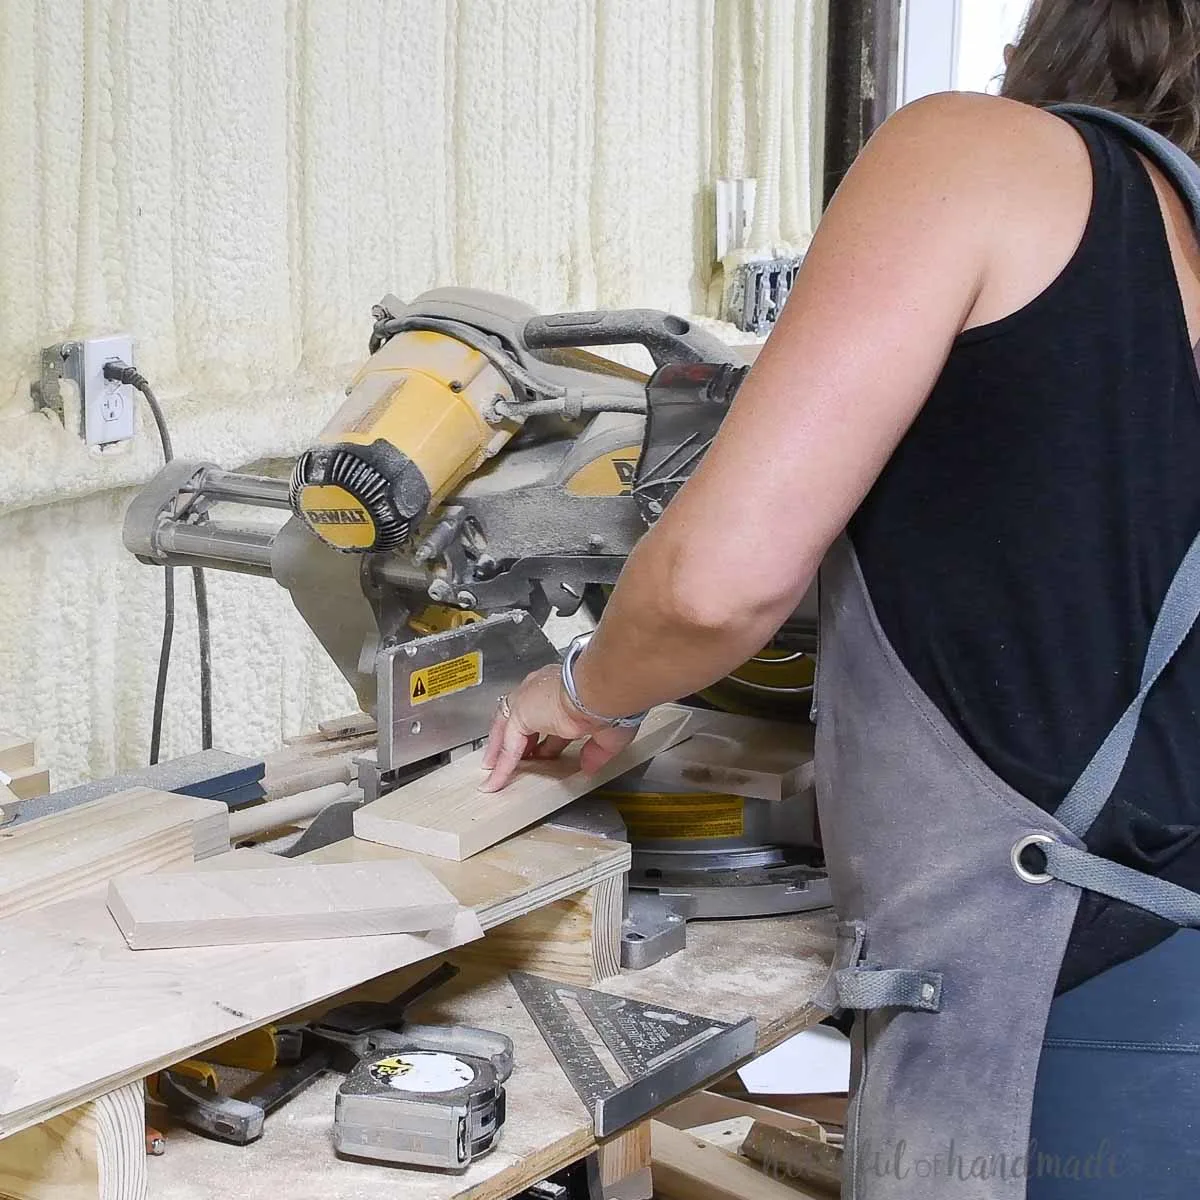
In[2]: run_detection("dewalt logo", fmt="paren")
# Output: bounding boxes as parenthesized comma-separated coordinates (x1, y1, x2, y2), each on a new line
(308, 509, 370, 525)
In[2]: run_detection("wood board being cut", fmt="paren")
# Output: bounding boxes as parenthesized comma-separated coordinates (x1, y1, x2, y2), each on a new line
(353, 704, 692, 860)
(106, 860, 462, 949)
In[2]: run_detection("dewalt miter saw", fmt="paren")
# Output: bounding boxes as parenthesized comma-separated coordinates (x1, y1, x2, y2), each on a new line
(124, 290, 824, 948)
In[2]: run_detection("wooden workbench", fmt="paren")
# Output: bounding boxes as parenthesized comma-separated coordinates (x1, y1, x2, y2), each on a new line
(145, 911, 835, 1200)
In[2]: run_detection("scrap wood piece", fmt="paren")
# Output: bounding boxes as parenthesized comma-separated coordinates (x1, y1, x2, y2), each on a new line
(638, 711, 813, 802)
(106, 859, 462, 949)
(651, 1121, 826, 1200)
(3, 766, 50, 802)
(0, 735, 36, 775)
(0, 790, 228, 923)
(353, 704, 693, 861)
(688, 1115, 757, 1153)
(741, 1121, 842, 1198)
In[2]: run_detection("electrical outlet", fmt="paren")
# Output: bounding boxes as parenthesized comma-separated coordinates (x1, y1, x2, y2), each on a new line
(34, 335, 138, 446)
(81, 334, 135, 446)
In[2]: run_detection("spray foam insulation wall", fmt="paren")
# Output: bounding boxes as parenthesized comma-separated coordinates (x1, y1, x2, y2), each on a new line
(0, 0, 821, 783)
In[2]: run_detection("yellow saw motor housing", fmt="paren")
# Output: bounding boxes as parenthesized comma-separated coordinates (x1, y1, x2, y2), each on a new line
(291, 330, 519, 552)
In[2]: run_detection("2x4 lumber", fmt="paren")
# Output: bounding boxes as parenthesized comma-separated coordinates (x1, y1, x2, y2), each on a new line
(650, 1121, 825, 1200)
(0, 1080, 146, 1200)
(353, 705, 692, 861)
(106, 860, 461, 949)
(0, 790, 228, 922)
(740, 1122, 842, 1198)
(452, 870, 623, 986)
(599, 1122, 654, 1200)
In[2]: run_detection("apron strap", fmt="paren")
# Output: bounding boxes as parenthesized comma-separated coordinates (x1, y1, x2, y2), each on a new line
(1054, 530, 1200, 837)
(836, 966, 943, 1013)
(1043, 841, 1200, 927)
(1049, 104, 1200, 230)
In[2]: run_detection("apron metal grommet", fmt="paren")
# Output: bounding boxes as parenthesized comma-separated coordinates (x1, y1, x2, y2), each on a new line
(1011, 834, 1056, 884)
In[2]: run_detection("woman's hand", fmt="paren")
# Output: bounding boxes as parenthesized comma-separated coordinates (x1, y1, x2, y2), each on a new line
(479, 664, 637, 792)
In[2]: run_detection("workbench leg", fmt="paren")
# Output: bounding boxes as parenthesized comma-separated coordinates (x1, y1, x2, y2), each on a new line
(0, 1080, 147, 1200)
(597, 1121, 653, 1200)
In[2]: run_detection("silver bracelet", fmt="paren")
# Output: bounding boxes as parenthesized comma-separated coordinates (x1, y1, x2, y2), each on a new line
(561, 633, 648, 728)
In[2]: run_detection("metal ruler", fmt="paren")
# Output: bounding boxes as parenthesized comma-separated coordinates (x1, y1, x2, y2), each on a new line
(509, 971, 756, 1137)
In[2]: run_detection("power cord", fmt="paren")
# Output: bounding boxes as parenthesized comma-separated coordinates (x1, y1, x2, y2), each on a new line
(103, 361, 214, 762)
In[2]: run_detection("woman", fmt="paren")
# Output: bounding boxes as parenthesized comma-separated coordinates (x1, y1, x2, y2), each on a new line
(484, 1, 1200, 1196)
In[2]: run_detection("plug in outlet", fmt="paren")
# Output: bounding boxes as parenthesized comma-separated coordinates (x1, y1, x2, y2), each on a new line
(33, 335, 137, 447)
(82, 335, 136, 446)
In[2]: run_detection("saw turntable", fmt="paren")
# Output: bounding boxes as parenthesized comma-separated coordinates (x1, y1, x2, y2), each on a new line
(123, 289, 828, 965)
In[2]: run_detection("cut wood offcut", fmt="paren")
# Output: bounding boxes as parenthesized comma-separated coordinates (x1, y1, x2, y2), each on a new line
(353, 704, 693, 860)
(106, 860, 461, 949)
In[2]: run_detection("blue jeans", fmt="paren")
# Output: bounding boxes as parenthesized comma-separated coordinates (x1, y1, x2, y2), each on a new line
(1028, 930, 1200, 1198)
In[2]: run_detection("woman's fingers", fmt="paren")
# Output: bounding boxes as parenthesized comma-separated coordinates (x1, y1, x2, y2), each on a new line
(480, 702, 509, 770)
(532, 734, 572, 760)
(479, 719, 538, 792)
(579, 726, 637, 775)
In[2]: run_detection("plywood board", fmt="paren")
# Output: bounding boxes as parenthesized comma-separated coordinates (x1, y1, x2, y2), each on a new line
(0, 790, 228, 922)
(106, 860, 462, 949)
(0, 823, 633, 1139)
(638, 711, 814, 801)
(353, 705, 692, 860)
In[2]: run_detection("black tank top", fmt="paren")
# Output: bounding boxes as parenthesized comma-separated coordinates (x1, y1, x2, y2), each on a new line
(850, 115, 1200, 993)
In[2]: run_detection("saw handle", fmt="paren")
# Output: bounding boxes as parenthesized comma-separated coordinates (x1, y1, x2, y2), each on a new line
(523, 310, 740, 369)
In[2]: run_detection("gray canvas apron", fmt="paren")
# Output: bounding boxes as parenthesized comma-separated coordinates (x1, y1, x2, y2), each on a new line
(812, 107, 1200, 1199)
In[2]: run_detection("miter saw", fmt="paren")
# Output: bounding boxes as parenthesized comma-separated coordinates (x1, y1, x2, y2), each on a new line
(123, 289, 827, 959)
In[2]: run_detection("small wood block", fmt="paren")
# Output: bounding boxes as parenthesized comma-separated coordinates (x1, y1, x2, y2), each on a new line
(353, 704, 693, 861)
(4, 767, 51, 802)
(0, 736, 36, 775)
(106, 859, 462, 949)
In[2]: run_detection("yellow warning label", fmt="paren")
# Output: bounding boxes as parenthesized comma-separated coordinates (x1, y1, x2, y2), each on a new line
(409, 652, 483, 706)
(602, 791, 745, 840)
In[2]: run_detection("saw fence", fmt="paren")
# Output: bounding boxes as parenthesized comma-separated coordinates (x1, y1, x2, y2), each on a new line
(0, 713, 836, 1200)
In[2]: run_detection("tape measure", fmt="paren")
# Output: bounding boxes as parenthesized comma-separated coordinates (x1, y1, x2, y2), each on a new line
(333, 1031, 510, 1170)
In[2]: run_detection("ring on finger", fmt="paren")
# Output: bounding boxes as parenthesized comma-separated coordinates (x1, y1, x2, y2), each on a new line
(498, 694, 512, 720)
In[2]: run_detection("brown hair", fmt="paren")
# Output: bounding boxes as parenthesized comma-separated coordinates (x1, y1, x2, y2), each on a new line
(1001, 0, 1200, 158)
